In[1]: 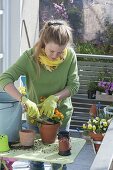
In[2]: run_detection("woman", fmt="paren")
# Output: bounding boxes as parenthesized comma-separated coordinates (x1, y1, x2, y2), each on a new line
(0, 20, 80, 170)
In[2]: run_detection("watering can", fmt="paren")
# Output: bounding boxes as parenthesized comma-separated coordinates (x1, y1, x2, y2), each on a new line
(0, 92, 22, 142)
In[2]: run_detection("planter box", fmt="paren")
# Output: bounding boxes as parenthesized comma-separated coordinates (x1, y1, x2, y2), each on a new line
(96, 91, 113, 102)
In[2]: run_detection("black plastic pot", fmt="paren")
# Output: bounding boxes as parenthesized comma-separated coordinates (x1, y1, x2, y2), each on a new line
(88, 90, 96, 99)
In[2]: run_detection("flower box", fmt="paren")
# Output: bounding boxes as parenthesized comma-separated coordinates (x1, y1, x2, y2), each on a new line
(96, 91, 113, 102)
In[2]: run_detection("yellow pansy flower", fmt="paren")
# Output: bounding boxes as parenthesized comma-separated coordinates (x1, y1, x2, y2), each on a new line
(18, 86, 26, 95)
(83, 124, 87, 129)
(93, 125, 96, 131)
(88, 124, 92, 130)
(103, 122, 107, 127)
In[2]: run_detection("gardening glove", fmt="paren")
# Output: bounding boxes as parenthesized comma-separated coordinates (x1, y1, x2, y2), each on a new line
(21, 96, 40, 119)
(38, 95, 59, 118)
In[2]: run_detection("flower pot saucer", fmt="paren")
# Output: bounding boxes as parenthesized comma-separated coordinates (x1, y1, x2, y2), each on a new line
(10, 142, 34, 150)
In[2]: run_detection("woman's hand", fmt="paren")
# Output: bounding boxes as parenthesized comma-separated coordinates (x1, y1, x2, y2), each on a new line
(38, 95, 59, 118)
(21, 96, 40, 119)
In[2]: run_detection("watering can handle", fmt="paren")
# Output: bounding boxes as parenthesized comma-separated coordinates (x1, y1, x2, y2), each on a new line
(0, 103, 14, 110)
(103, 107, 107, 115)
(103, 106, 113, 115)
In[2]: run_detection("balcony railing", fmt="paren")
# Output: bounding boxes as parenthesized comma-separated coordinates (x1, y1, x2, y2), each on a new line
(71, 53, 113, 130)
(72, 53, 113, 169)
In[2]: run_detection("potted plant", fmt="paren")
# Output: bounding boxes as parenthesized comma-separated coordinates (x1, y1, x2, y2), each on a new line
(97, 81, 113, 95)
(82, 114, 111, 153)
(96, 68, 113, 101)
(87, 81, 98, 99)
(39, 108, 64, 144)
(35, 96, 64, 144)
(96, 81, 113, 101)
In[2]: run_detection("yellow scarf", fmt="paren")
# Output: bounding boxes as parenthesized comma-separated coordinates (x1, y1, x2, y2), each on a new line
(38, 48, 67, 72)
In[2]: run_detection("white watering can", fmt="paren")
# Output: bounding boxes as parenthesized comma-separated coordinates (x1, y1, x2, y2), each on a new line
(0, 92, 22, 142)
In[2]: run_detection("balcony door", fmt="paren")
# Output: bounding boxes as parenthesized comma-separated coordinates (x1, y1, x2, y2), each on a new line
(0, 0, 20, 74)
(0, 0, 3, 73)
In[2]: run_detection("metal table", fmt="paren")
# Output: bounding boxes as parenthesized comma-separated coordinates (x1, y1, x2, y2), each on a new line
(0, 137, 86, 168)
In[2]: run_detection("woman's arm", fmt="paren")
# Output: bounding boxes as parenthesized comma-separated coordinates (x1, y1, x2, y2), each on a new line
(55, 88, 70, 100)
(4, 83, 40, 118)
(4, 83, 22, 101)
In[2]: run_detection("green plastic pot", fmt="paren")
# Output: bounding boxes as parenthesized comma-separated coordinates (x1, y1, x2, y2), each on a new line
(0, 135, 10, 152)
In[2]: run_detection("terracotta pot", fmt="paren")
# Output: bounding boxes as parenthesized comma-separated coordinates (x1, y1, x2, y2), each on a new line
(89, 104, 97, 117)
(89, 132, 104, 153)
(39, 123, 60, 144)
(19, 129, 36, 146)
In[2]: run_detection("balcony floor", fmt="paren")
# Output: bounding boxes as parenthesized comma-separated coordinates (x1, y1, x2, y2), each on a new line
(66, 131, 96, 170)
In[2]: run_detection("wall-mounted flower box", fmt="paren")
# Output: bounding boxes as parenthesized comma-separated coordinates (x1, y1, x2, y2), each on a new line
(96, 91, 113, 102)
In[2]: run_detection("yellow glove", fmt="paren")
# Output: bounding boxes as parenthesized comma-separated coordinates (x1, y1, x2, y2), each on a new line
(39, 95, 59, 118)
(21, 96, 40, 119)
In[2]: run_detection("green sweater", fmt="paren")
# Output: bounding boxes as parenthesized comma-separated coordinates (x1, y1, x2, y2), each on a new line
(0, 48, 80, 126)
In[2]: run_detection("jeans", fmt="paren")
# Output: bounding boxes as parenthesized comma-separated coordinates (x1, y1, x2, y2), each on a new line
(25, 119, 71, 170)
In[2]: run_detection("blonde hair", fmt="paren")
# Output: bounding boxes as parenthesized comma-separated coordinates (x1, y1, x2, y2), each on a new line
(33, 20, 73, 61)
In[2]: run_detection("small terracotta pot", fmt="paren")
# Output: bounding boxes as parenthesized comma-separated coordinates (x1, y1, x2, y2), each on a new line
(39, 123, 60, 144)
(89, 132, 104, 153)
(89, 104, 97, 117)
(19, 129, 36, 146)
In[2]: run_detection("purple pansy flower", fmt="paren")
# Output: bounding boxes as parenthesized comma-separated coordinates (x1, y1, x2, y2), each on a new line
(98, 81, 113, 94)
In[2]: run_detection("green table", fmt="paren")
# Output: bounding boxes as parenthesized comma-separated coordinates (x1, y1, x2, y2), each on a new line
(0, 137, 85, 166)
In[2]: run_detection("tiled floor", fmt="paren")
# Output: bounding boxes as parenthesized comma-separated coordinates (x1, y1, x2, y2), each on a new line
(66, 131, 96, 170)
(12, 131, 96, 170)
(67, 142, 95, 170)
